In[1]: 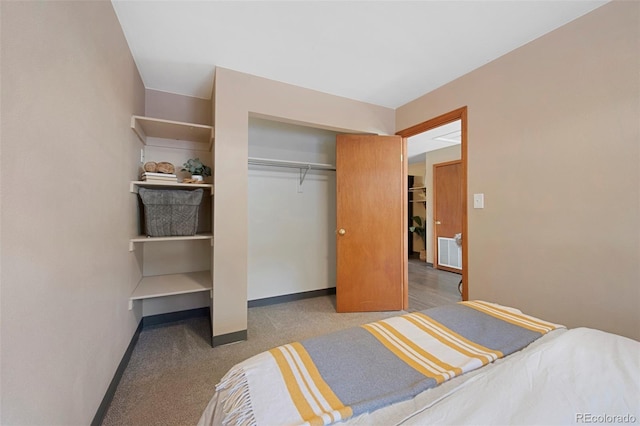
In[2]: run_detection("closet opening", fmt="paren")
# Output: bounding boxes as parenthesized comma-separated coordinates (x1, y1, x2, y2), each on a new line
(247, 117, 339, 304)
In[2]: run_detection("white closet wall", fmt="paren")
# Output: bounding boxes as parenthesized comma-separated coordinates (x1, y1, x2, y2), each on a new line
(248, 118, 338, 301)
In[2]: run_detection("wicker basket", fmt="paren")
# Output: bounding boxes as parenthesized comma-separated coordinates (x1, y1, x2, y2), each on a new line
(138, 188, 203, 237)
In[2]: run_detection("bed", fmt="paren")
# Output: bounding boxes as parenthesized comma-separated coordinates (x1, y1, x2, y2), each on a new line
(198, 301, 639, 426)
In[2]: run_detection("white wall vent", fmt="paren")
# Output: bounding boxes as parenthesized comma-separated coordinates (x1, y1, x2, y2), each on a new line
(438, 237, 462, 270)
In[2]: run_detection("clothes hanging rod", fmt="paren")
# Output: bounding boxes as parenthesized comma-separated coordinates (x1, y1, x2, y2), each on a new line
(248, 157, 335, 186)
(247, 157, 336, 171)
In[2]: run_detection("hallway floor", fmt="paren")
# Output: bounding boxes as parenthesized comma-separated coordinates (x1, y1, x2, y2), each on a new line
(407, 258, 462, 311)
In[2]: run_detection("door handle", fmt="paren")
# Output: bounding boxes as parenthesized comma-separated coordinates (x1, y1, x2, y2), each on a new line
(435, 221, 441, 225)
(338, 228, 346, 235)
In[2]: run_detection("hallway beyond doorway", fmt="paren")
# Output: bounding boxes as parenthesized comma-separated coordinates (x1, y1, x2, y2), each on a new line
(407, 258, 461, 311)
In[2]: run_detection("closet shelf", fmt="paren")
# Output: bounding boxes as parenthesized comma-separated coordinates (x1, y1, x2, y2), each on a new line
(130, 271, 212, 301)
(129, 233, 213, 251)
(130, 181, 214, 195)
(131, 115, 214, 151)
(248, 157, 335, 185)
(248, 157, 335, 171)
(410, 186, 427, 203)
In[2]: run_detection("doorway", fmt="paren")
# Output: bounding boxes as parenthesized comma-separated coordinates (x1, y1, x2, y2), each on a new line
(434, 160, 463, 272)
(397, 107, 468, 300)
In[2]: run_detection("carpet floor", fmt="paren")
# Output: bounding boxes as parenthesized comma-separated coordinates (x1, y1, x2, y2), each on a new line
(101, 296, 404, 426)
(102, 263, 460, 425)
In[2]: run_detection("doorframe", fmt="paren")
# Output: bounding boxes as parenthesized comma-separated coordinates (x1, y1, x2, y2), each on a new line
(396, 106, 468, 301)
(433, 159, 463, 274)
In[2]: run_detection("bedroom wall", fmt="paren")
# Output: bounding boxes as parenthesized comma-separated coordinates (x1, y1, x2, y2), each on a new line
(1, 2, 144, 424)
(396, 1, 640, 340)
(213, 67, 395, 339)
(248, 118, 338, 301)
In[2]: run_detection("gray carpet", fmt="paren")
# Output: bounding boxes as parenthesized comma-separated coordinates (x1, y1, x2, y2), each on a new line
(101, 295, 404, 426)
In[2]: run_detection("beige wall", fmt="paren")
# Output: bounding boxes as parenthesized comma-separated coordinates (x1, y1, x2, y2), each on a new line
(1, 2, 144, 424)
(423, 145, 462, 264)
(397, 1, 640, 340)
(213, 67, 395, 337)
(408, 163, 426, 183)
(145, 88, 212, 125)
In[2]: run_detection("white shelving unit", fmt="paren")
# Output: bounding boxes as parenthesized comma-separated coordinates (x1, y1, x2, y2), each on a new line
(130, 271, 212, 300)
(129, 115, 214, 307)
(409, 186, 427, 203)
(409, 185, 427, 260)
(131, 115, 214, 151)
(130, 180, 214, 195)
(128, 233, 213, 252)
(130, 233, 213, 244)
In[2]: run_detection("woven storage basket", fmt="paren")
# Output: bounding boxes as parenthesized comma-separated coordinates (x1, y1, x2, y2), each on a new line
(138, 188, 203, 237)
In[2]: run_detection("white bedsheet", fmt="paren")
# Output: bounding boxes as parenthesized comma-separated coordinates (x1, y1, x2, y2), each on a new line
(396, 327, 639, 425)
(199, 328, 639, 425)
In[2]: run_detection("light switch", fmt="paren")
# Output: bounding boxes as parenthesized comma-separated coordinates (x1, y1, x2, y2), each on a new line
(473, 193, 484, 209)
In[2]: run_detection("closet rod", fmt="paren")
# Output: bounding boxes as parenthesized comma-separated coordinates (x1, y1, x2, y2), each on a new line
(247, 157, 335, 170)
(248, 157, 336, 185)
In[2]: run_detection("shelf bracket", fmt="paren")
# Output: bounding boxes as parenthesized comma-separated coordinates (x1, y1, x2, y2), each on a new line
(129, 241, 135, 252)
(128, 299, 133, 311)
(299, 164, 311, 185)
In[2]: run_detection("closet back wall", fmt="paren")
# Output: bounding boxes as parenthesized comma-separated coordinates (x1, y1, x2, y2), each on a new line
(248, 118, 338, 301)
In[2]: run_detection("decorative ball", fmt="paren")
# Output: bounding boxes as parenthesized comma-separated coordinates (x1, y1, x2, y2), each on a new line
(143, 162, 157, 172)
(156, 162, 175, 174)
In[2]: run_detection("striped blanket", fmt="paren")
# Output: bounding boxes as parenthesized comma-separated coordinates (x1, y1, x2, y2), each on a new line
(213, 301, 563, 426)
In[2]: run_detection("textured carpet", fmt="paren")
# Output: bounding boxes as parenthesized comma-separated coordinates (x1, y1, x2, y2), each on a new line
(101, 295, 404, 426)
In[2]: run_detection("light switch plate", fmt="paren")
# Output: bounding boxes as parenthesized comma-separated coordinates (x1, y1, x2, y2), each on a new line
(473, 193, 484, 209)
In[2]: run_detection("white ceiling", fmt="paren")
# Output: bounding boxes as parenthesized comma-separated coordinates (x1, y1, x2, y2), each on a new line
(111, 0, 608, 109)
(407, 120, 461, 163)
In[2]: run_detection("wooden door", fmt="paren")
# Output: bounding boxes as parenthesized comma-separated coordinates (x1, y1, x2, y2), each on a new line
(433, 160, 463, 273)
(336, 134, 407, 312)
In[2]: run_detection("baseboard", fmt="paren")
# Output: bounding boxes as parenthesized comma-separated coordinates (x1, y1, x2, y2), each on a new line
(142, 307, 210, 327)
(248, 287, 337, 308)
(92, 307, 210, 425)
(91, 319, 143, 426)
(212, 329, 248, 347)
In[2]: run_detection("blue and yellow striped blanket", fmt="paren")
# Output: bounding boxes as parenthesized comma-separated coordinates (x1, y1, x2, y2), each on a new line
(214, 301, 563, 426)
